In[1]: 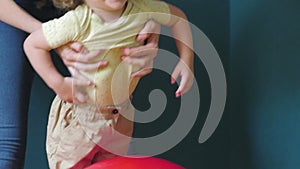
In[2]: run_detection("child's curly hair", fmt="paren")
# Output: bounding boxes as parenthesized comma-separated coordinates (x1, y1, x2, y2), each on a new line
(36, 0, 83, 10)
(52, 0, 84, 10)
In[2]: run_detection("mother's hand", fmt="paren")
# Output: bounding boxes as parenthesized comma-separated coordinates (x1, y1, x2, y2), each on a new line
(55, 42, 107, 104)
(54, 20, 161, 103)
(56, 42, 107, 71)
(121, 20, 161, 77)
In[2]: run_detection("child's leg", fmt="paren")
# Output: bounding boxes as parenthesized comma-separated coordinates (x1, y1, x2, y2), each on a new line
(92, 146, 119, 163)
(69, 145, 102, 169)
(46, 97, 134, 169)
(92, 102, 134, 163)
(46, 97, 98, 169)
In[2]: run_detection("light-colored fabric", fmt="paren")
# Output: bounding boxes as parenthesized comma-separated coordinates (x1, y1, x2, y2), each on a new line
(43, 1, 171, 168)
(42, 0, 171, 106)
(46, 96, 134, 169)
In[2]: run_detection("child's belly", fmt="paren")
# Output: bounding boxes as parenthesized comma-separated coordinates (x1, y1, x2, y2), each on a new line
(81, 48, 140, 107)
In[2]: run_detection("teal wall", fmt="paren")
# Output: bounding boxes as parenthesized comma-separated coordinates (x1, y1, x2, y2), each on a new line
(230, 0, 300, 169)
(24, 0, 300, 169)
(133, 0, 230, 168)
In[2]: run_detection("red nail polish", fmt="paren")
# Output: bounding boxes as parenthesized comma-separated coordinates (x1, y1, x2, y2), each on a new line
(171, 78, 176, 84)
(176, 91, 181, 98)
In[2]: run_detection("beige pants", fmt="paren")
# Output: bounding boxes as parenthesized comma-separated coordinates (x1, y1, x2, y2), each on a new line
(46, 96, 134, 169)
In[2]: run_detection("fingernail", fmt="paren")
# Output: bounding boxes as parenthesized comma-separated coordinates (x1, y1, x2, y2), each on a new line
(123, 48, 130, 55)
(89, 81, 96, 87)
(131, 74, 137, 78)
(82, 49, 89, 54)
(176, 91, 182, 98)
(137, 36, 142, 42)
(171, 78, 176, 84)
(99, 61, 107, 67)
(137, 35, 146, 42)
(84, 94, 90, 102)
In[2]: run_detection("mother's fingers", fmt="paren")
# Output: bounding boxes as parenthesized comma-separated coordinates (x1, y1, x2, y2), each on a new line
(65, 49, 103, 65)
(58, 43, 105, 69)
(123, 45, 158, 58)
(69, 68, 95, 87)
(74, 50, 104, 63)
(70, 74, 94, 105)
(123, 55, 154, 68)
(145, 33, 159, 47)
(68, 42, 85, 52)
(129, 59, 153, 78)
(72, 92, 89, 105)
(72, 88, 89, 105)
(131, 68, 152, 78)
(72, 60, 108, 72)
(137, 20, 161, 42)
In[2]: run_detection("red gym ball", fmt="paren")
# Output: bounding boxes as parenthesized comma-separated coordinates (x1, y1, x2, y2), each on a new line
(85, 156, 185, 169)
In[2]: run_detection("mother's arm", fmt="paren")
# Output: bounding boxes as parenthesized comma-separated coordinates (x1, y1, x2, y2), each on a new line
(0, 0, 101, 68)
(1, 0, 160, 103)
(0, 0, 41, 33)
(0, 0, 160, 78)
(0, 0, 103, 104)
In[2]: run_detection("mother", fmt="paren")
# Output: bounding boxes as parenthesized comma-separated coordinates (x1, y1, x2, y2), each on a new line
(0, 0, 159, 168)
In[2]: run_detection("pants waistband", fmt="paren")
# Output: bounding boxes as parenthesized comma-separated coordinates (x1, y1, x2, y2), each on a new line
(75, 99, 131, 116)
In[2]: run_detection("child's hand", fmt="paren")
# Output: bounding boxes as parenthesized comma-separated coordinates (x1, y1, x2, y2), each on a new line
(54, 77, 90, 104)
(171, 60, 194, 98)
(53, 77, 73, 103)
(55, 42, 107, 104)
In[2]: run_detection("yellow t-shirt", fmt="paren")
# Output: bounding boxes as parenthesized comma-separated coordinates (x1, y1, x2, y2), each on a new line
(42, 0, 171, 106)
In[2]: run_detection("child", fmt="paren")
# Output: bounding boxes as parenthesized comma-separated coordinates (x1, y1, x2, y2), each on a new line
(24, 0, 194, 168)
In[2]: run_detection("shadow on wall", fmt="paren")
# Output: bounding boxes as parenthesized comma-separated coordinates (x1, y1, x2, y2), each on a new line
(230, 0, 300, 169)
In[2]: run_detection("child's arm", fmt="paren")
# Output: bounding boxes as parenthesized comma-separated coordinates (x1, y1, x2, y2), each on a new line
(23, 29, 92, 103)
(167, 4, 194, 97)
